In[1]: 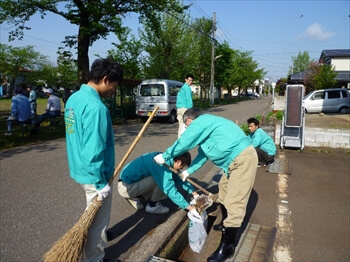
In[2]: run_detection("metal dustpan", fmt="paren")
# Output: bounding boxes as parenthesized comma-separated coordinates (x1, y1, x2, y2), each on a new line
(163, 163, 217, 212)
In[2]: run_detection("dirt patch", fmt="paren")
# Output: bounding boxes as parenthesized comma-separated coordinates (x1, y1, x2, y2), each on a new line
(305, 113, 350, 129)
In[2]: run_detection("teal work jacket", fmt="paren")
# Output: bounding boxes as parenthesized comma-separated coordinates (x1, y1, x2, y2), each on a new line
(176, 83, 193, 109)
(120, 152, 194, 209)
(162, 114, 251, 176)
(249, 128, 276, 156)
(65, 84, 115, 190)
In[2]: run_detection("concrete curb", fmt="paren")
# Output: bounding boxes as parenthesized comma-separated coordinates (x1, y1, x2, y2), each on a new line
(120, 209, 187, 261)
(274, 124, 350, 149)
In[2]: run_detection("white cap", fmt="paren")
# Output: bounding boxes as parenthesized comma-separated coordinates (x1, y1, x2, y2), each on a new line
(45, 88, 53, 94)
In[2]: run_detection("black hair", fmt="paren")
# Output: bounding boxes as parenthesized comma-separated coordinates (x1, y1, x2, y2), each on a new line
(185, 74, 194, 80)
(183, 107, 202, 123)
(89, 58, 124, 84)
(247, 117, 260, 127)
(174, 152, 191, 167)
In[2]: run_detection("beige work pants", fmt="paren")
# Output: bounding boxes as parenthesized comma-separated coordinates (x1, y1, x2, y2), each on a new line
(177, 107, 188, 138)
(218, 145, 258, 228)
(82, 184, 113, 262)
(118, 176, 167, 202)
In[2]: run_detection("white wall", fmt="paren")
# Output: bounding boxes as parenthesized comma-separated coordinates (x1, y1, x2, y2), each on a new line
(331, 58, 350, 71)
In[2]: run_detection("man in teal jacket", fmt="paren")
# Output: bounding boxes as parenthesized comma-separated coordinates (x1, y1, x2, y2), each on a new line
(176, 74, 194, 137)
(65, 58, 123, 262)
(118, 152, 201, 218)
(154, 108, 258, 262)
(247, 117, 276, 167)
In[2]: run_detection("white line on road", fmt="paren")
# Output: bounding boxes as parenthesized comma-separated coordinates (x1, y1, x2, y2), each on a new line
(273, 153, 293, 262)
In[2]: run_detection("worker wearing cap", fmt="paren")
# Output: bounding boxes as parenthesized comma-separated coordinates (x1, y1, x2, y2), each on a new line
(33, 88, 61, 128)
(154, 108, 258, 262)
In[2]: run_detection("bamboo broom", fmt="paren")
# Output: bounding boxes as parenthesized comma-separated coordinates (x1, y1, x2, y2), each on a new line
(43, 106, 159, 262)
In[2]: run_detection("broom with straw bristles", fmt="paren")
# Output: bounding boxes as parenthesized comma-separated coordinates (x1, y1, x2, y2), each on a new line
(43, 106, 159, 262)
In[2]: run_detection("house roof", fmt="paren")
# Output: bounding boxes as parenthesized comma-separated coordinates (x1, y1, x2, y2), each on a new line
(319, 49, 350, 63)
(288, 70, 350, 83)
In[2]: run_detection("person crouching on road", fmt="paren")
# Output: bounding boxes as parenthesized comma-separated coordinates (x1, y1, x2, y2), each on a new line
(247, 117, 276, 167)
(118, 151, 201, 219)
(153, 108, 258, 262)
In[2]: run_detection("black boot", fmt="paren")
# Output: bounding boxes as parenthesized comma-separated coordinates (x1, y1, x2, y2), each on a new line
(213, 204, 227, 231)
(207, 226, 239, 262)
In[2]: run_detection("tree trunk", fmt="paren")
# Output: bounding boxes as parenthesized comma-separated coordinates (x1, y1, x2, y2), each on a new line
(77, 29, 90, 85)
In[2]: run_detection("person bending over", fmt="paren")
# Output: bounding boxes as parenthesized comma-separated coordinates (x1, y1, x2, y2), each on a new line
(154, 108, 258, 262)
(118, 151, 201, 219)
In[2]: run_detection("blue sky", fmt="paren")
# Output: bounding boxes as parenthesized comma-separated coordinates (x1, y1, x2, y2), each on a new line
(0, 0, 349, 82)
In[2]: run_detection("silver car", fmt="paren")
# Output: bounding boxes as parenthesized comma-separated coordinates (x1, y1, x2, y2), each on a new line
(303, 88, 350, 114)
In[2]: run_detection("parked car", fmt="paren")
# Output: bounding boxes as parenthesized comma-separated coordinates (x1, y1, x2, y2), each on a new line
(303, 88, 350, 114)
(135, 79, 183, 123)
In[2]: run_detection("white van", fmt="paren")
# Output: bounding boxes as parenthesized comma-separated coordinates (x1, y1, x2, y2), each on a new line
(136, 79, 183, 123)
(303, 88, 350, 114)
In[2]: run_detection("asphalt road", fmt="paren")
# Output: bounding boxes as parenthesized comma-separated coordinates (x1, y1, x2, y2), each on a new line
(0, 97, 271, 261)
(2, 96, 348, 262)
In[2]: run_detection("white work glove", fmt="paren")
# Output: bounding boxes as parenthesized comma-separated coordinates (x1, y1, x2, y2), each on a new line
(97, 184, 111, 200)
(153, 153, 165, 165)
(190, 194, 200, 205)
(181, 170, 190, 182)
(179, 124, 187, 136)
(187, 208, 203, 223)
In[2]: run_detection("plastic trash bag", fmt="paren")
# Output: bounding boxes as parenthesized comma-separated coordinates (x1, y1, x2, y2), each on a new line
(188, 209, 208, 253)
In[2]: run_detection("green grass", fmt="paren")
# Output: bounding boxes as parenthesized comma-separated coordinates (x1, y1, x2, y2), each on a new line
(0, 97, 66, 150)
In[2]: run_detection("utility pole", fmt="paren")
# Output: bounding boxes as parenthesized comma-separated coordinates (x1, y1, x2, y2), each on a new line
(210, 12, 216, 106)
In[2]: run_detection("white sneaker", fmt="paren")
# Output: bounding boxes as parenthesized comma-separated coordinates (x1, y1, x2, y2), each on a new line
(145, 202, 170, 214)
(4, 132, 12, 136)
(126, 198, 144, 210)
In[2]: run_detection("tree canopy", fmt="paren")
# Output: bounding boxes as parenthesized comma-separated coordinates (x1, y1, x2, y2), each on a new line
(288, 51, 314, 75)
(0, 44, 49, 95)
(0, 0, 188, 84)
(304, 62, 337, 91)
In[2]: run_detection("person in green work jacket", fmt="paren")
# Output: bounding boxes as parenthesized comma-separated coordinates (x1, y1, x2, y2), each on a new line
(247, 117, 276, 167)
(153, 108, 258, 262)
(118, 151, 202, 220)
(65, 58, 123, 262)
(176, 74, 194, 137)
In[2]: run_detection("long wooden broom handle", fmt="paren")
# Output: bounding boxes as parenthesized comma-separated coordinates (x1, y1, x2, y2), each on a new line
(109, 106, 159, 185)
(163, 163, 212, 196)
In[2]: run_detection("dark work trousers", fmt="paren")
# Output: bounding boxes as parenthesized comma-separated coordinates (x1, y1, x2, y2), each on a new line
(255, 147, 274, 165)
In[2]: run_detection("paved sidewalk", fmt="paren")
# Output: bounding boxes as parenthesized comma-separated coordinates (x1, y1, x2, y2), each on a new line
(121, 147, 350, 262)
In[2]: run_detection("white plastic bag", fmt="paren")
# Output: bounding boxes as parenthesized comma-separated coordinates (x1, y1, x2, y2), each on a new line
(188, 210, 208, 253)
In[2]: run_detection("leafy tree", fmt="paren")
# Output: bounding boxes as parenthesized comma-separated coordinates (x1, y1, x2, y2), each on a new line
(288, 51, 314, 74)
(55, 51, 79, 89)
(275, 77, 288, 95)
(140, 9, 196, 80)
(0, 0, 188, 84)
(106, 28, 143, 79)
(0, 44, 49, 96)
(190, 17, 213, 100)
(304, 62, 337, 91)
(230, 50, 263, 95)
(215, 41, 236, 97)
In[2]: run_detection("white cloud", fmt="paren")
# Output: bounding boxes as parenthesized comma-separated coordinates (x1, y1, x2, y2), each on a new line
(298, 23, 335, 41)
